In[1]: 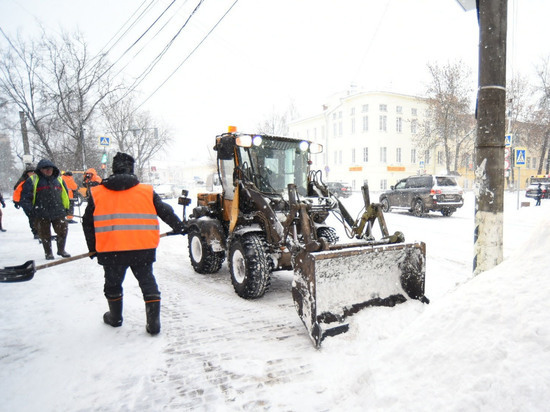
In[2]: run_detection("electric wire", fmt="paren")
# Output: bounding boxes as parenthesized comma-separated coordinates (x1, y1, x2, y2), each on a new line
(133, 0, 240, 113)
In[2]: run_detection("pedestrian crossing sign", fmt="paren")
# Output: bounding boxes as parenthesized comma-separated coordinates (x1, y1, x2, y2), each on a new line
(514, 147, 526, 167)
(99, 136, 110, 146)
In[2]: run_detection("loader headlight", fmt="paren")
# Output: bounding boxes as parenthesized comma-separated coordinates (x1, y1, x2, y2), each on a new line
(252, 135, 263, 146)
(299, 141, 309, 152)
(236, 134, 252, 147)
(309, 142, 323, 154)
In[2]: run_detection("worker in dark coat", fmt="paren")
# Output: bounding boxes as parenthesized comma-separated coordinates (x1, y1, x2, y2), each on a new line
(82, 152, 185, 335)
(20, 159, 71, 260)
(536, 183, 543, 206)
(0, 190, 6, 232)
(13, 167, 39, 238)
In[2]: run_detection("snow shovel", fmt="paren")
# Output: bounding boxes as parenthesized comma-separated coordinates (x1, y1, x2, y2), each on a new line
(0, 232, 175, 283)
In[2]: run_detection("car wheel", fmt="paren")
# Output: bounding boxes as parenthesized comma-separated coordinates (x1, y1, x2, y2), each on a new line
(188, 230, 225, 274)
(412, 199, 424, 217)
(380, 197, 390, 213)
(441, 208, 454, 217)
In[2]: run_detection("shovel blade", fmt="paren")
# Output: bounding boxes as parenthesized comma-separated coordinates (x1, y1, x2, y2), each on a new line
(292, 242, 427, 347)
(0, 260, 36, 283)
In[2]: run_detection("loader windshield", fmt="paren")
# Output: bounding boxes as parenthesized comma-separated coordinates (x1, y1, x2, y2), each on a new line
(238, 138, 309, 195)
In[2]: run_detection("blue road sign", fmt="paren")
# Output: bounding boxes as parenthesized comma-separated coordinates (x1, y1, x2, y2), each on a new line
(514, 148, 526, 167)
(505, 134, 512, 147)
(99, 136, 110, 146)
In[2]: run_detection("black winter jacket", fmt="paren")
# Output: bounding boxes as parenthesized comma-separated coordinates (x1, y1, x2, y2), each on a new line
(82, 173, 184, 266)
(20, 159, 69, 220)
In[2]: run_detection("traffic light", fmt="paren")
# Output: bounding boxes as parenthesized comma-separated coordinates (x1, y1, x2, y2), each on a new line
(101, 152, 108, 164)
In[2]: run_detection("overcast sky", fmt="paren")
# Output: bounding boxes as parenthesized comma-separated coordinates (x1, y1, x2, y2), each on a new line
(1, 0, 549, 162)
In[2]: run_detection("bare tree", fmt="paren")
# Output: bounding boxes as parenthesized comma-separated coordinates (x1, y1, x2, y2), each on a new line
(0, 33, 55, 161)
(419, 60, 474, 173)
(44, 30, 119, 170)
(100, 93, 171, 180)
(256, 102, 299, 135)
(531, 56, 550, 175)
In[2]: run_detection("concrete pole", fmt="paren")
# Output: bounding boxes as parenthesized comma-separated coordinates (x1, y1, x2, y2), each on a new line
(19, 111, 31, 166)
(473, 0, 508, 275)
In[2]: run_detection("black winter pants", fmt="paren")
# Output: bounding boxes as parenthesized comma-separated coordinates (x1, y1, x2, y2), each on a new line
(103, 263, 160, 300)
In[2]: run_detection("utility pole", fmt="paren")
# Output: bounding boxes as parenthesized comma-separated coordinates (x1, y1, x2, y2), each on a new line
(19, 111, 32, 167)
(473, 0, 508, 275)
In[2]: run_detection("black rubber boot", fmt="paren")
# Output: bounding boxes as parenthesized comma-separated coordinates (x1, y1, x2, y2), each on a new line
(145, 296, 161, 335)
(103, 296, 123, 327)
(43, 239, 54, 260)
(56, 236, 71, 258)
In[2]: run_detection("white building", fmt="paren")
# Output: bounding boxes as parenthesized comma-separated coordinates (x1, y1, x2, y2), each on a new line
(289, 90, 437, 191)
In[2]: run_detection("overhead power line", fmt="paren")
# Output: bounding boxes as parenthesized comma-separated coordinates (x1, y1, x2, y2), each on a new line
(134, 0, 241, 112)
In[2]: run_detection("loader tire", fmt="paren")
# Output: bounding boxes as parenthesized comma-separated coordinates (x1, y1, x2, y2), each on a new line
(317, 227, 339, 244)
(188, 230, 225, 274)
(229, 233, 272, 299)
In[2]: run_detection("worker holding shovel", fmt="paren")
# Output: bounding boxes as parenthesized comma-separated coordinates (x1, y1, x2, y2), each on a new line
(82, 152, 186, 336)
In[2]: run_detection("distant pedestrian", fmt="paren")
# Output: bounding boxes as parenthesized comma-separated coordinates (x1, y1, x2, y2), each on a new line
(62, 170, 79, 223)
(20, 159, 71, 260)
(13, 167, 38, 238)
(0, 190, 6, 232)
(536, 183, 543, 206)
(82, 152, 185, 335)
(83, 168, 102, 197)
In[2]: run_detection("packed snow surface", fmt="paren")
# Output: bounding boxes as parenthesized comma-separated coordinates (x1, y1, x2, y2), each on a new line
(0, 190, 549, 411)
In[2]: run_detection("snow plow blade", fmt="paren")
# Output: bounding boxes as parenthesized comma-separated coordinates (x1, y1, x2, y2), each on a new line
(292, 241, 427, 348)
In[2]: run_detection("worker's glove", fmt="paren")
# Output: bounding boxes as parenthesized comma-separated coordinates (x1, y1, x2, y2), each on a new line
(89, 252, 96, 260)
(172, 222, 187, 235)
(1, 202, 5, 208)
(14, 202, 20, 209)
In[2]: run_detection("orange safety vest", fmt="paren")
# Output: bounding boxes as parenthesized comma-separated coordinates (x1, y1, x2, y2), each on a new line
(13, 181, 25, 202)
(62, 175, 78, 199)
(91, 184, 160, 253)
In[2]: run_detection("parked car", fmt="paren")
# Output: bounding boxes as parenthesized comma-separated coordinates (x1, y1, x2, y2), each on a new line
(525, 183, 550, 199)
(154, 184, 176, 199)
(379, 174, 464, 217)
(326, 181, 352, 198)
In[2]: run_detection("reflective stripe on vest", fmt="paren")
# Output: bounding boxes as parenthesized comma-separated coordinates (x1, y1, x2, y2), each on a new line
(91, 184, 159, 252)
(30, 174, 70, 208)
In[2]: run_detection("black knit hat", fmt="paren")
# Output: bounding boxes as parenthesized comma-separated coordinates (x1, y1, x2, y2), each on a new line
(112, 152, 135, 174)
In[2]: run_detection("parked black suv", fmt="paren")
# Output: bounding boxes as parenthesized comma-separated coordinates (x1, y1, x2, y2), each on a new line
(326, 181, 352, 198)
(379, 175, 464, 217)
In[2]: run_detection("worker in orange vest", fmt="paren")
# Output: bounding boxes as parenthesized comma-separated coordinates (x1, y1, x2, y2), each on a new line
(13, 166, 38, 238)
(82, 152, 186, 335)
(83, 168, 102, 197)
(61, 171, 79, 223)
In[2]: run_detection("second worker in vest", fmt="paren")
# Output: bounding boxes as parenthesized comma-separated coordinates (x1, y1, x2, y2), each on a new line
(82, 152, 186, 336)
(20, 159, 71, 260)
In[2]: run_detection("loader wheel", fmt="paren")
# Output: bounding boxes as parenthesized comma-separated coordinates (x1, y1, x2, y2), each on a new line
(412, 199, 425, 217)
(380, 197, 390, 213)
(229, 233, 272, 299)
(317, 227, 339, 244)
(188, 230, 225, 274)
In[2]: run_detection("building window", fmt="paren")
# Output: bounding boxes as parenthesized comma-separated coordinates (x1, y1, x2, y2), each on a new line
(396, 117, 402, 133)
(333, 151, 337, 164)
(411, 108, 418, 116)
(437, 151, 444, 165)
(362, 104, 369, 112)
(396, 148, 402, 163)
(363, 147, 369, 162)
(352, 148, 356, 163)
(379, 115, 387, 132)
(332, 113, 337, 120)
(351, 118, 355, 134)
(380, 179, 387, 190)
(425, 150, 431, 164)
(396, 105, 402, 114)
(380, 147, 387, 163)
(527, 157, 531, 168)
(411, 148, 416, 164)
(350, 107, 355, 116)
(333, 123, 337, 137)
(338, 121, 343, 136)
(411, 119, 418, 134)
(379, 104, 387, 112)
(362, 116, 369, 132)
(339, 150, 343, 164)
(338, 111, 343, 119)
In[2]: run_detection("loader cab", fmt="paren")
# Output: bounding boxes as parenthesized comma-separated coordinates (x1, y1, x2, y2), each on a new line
(216, 132, 322, 198)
